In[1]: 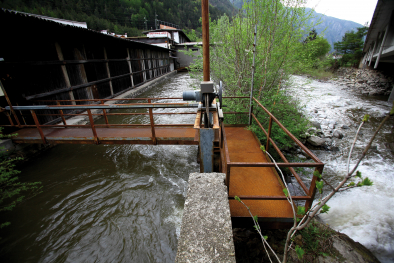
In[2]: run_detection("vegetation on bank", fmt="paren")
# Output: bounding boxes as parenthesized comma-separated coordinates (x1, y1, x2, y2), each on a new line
(0, 132, 42, 232)
(187, 0, 331, 147)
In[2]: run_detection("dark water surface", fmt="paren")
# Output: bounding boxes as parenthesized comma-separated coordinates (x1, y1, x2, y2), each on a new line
(0, 73, 199, 263)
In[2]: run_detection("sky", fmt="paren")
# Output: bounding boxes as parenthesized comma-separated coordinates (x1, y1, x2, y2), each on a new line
(304, 0, 378, 25)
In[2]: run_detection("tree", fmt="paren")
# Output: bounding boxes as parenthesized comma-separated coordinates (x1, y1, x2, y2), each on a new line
(205, 0, 317, 147)
(294, 31, 331, 72)
(334, 26, 368, 67)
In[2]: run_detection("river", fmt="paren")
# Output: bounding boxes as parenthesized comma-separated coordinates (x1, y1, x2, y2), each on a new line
(1, 73, 393, 262)
(289, 75, 394, 263)
(0, 72, 199, 263)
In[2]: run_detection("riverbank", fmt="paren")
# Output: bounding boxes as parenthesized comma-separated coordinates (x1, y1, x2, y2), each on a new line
(233, 217, 380, 262)
(286, 75, 394, 262)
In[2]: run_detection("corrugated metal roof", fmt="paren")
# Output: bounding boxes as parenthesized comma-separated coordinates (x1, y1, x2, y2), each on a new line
(0, 9, 170, 52)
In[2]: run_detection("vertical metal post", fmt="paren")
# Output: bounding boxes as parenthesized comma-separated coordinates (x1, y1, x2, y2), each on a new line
(101, 100, 109, 128)
(266, 116, 273, 151)
(31, 110, 47, 144)
(201, 0, 210, 82)
(56, 101, 67, 126)
(148, 99, 157, 145)
(0, 80, 21, 127)
(87, 109, 98, 144)
(305, 166, 324, 211)
(5, 112, 14, 126)
(249, 25, 257, 125)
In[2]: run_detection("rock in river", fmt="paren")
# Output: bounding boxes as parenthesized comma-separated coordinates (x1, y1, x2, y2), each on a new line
(307, 135, 326, 147)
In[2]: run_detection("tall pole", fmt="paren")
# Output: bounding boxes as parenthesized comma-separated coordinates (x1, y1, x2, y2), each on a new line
(249, 25, 257, 125)
(202, 0, 210, 81)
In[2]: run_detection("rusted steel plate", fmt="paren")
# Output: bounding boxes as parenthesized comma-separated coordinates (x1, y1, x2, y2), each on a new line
(194, 111, 202, 129)
(228, 195, 312, 200)
(224, 127, 294, 219)
(11, 127, 198, 145)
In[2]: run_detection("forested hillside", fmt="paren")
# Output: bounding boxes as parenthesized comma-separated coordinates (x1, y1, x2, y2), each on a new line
(0, 0, 236, 37)
(305, 8, 363, 52)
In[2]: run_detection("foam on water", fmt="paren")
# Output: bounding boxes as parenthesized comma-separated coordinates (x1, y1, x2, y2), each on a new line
(290, 75, 394, 262)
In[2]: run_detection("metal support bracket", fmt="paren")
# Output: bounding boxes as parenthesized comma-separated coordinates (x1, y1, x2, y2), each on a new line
(199, 128, 215, 173)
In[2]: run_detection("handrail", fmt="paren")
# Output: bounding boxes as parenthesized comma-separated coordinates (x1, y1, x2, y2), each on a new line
(1, 99, 200, 146)
(219, 96, 324, 212)
(253, 97, 321, 163)
(4, 102, 200, 111)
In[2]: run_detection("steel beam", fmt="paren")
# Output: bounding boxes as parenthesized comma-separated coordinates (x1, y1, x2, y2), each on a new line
(199, 128, 215, 173)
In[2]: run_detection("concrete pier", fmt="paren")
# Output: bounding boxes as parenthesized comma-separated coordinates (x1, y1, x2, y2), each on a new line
(175, 173, 236, 263)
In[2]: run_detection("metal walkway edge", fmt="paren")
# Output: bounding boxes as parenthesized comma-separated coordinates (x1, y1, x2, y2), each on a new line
(11, 127, 202, 145)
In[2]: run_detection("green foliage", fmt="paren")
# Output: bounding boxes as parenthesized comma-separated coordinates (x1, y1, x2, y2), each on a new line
(298, 221, 334, 260)
(320, 204, 330, 214)
(390, 101, 394, 116)
(297, 206, 306, 216)
(234, 195, 241, 202)
(260, 145, 266, 153)
(0, 0, 230, 36)
(0, 129, 42, 230)
(295, 245, 305, 260)
(283, 188, 289, 197)
(316, 181, 324, 194)
(355, 171, 362, 178)
(334, 26, 368, 67)
(362, 114, 370, 122)
(294, 31, 331, 74)
(313, 170, 322, 179)
(186, 0, 316, 147)
(359, 177, 373, 187)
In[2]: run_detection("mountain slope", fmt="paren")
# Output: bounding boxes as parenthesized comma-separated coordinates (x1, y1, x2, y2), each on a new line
(305, 8, 363, 51)
(0, 0, 235, 36)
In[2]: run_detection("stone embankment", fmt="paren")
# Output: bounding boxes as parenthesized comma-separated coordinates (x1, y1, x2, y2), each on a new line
(332, 67, 393, 96)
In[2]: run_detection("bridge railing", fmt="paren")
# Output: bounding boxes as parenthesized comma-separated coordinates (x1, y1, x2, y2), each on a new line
(1, 98, 199, 145)
(221, 96, 324, 211)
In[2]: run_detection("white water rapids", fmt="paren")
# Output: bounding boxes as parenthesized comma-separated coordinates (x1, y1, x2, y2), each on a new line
(289, 75, 394, 263)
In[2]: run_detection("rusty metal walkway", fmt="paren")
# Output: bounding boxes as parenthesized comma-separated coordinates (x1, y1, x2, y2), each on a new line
(11, 126, 199, 145)
(1, 96, 324, 228)
(225, 127, 294, 219)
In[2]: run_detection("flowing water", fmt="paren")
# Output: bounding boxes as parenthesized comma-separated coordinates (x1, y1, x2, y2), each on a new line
(0, 72, 199, 263)
(289, 76, 394, 263)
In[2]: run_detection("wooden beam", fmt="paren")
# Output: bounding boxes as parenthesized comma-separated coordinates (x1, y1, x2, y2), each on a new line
(126, 48, 135, 88)
(55, 42, 76, 105)
(103, 47, 114, 96)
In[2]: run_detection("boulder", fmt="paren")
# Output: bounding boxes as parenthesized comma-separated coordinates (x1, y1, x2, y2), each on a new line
(332, 130, 344, 139)
(311, 121, 322, 129)
(307, 136, 326, 147)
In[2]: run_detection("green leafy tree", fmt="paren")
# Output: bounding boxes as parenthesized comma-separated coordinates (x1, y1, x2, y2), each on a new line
(203, 0, 317, 147)
(334, 26, 368, 67)
(294, 32, 331, 73)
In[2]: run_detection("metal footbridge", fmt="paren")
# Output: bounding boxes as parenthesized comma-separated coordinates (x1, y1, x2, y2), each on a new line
(1, 94, 323, 228)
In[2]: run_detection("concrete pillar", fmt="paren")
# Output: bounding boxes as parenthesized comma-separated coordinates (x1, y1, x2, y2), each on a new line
(175, 173, 236, 263)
